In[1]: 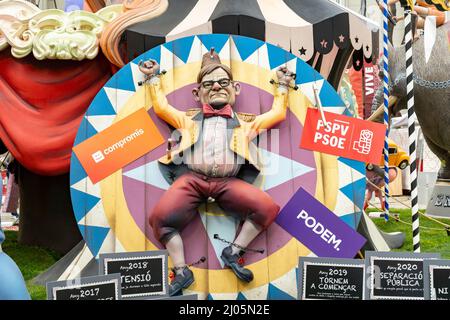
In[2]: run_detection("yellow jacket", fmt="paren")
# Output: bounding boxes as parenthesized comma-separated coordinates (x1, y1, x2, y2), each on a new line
(146, 80, 288, 176)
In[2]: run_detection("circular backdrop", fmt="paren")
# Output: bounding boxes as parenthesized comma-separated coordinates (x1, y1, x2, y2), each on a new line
(70, 34, 366, 300)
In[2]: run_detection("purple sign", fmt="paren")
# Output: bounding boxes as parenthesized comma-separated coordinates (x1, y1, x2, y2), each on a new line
(276, 187, 366, 258)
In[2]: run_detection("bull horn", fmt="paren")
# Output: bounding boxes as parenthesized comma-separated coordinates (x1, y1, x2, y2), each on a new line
(367, 96, 398, 122)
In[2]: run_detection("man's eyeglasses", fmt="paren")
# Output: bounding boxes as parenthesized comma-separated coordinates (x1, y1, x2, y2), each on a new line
(201, 78, 231, 89)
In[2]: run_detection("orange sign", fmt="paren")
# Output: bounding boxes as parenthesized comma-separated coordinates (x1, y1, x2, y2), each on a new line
(73, 108, 164, 184)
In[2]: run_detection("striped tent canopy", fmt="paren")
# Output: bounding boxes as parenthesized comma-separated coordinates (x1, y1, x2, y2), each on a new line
(125, 0, 379, 88)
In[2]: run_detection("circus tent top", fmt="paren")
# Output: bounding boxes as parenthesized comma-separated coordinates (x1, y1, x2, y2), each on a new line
(125, 0, 380, 88)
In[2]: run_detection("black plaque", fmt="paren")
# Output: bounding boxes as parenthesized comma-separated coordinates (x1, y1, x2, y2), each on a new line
(99, 250, 168, 299)
(298, 257, 365, 300)
(365, 251, 440, 300)
(423, 259, 450, 300)
(46, 274, 121, 300)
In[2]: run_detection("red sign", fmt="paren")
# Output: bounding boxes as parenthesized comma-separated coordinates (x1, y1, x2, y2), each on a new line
(300, 108, 386, 164)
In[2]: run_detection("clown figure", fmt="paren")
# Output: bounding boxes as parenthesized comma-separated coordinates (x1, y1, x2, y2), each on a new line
(139, 49, 295, 296)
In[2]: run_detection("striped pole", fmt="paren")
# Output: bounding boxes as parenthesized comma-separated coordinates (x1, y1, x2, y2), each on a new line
(382, 0, 390, 222)
(404, 10, 420, 252)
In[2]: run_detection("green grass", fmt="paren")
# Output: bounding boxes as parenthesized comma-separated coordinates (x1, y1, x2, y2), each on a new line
(2, 231, 62, 300)
(369, 208, 450, 259)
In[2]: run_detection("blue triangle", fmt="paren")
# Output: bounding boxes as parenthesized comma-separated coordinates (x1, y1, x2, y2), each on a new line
(319, 82, 345, 107)
(78, 225, 110, 258)
(207, 294, 213, 300)
(70, 153, 87, 185)
(237, 292, 247, 300)
(105, 64, 136, 92)
(86, 89, 116, 116)
(267, 284, 296, 300)
(164, 36, 195, 64)
(340, 178, 366, 210)
(340, 213, 357, 229)
(198, 34, 229, 54)
(353, 178, 367, 210)
(132, 45, 161, 66)
(340, 181, 355, 203)
(74, 117, 98, 146)
(70, 188, 101, 222)
(266, 43, 294, 70)
(295, 59, 323, 84)
(338, 157, 366, 175)
(232, 35, 264, 61)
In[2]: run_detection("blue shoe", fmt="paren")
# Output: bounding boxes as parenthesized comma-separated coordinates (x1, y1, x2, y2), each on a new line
(220, 246, 253, 283)
(169, 266, 194, 296)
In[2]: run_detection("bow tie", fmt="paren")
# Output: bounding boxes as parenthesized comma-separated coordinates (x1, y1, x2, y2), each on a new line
(202, 104, 233, 118)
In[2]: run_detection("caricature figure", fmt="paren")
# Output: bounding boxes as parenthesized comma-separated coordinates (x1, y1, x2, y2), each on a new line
(139, 49, 294, 296)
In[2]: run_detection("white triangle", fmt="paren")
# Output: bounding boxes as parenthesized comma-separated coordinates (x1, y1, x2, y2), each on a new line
(270, 268, 298, 299)
(218, 38, 231, 63)
(130, 62, 146, 90)
(241, 284, 269, 300)
(257, 44, 270, 69)
(338, 158, 366, 184)
(349, 167, 366, 182)
(71, 177, 101, 198)
(78, 199, 110, 228)
(298, 79, 324, 106)
(160, 45, 174, 73)
(259, 149, 314, 191)
(122, 160, 170, 190)
(187, 36, 203, 64)
(338, 160, 354, 189)
(200, 207, 239, 268)
(209, 293, 238, 300)
(103, 87, 135, 114)
(285, 58, 297, 75)
(334, 190, 359, 217)
(86, 115, 116, 133)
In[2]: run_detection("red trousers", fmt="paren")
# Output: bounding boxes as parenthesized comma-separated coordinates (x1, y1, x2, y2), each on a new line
(149, 171, 280, 244)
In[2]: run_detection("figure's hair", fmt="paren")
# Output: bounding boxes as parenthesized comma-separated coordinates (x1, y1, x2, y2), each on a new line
(100, 0, 168, 67)
(197, 64, 233, 83)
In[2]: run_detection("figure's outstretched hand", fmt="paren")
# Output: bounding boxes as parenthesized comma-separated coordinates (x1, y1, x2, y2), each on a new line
(276, 66, 295, 87)
(138, 59, 160, 76)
